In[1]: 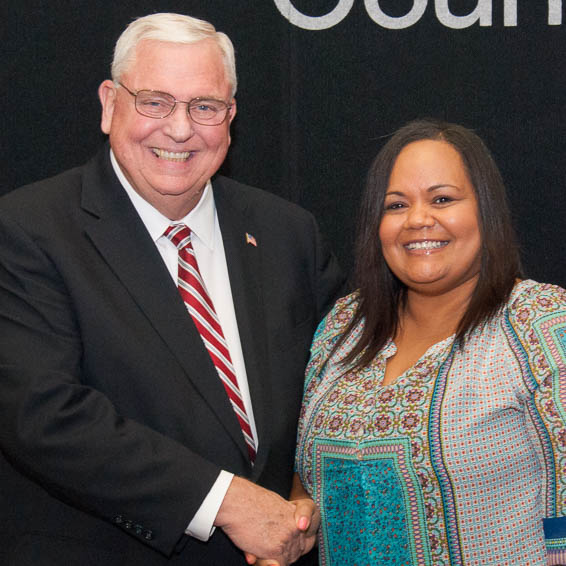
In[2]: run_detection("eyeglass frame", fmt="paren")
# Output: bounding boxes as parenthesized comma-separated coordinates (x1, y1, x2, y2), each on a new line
(117, 82, 233, 126)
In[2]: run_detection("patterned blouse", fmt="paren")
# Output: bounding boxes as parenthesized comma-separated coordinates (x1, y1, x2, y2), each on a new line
(295, 280, 566, 565)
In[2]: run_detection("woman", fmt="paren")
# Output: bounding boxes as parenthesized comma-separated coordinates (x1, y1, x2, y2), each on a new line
(294, 119, 566, 565)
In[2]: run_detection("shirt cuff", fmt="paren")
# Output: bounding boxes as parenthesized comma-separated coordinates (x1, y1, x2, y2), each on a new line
(544, 517, 566, 565)
(185, 470, 234, 541)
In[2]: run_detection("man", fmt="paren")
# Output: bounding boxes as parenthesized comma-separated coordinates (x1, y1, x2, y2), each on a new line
(0, 13, 343, 566)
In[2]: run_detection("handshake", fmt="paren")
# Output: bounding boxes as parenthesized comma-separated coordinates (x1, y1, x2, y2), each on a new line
(214, 475, 319, 566)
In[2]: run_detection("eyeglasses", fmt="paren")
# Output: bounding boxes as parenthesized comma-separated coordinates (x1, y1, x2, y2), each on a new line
(118, 82, 232, 126)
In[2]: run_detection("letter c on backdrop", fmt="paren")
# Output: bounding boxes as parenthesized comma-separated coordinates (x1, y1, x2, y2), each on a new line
(273, 0, 355, 30)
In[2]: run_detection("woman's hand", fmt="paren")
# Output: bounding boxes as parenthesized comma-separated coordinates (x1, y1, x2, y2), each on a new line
(291, 496, 320, 545)
(290, 472, 320, 543)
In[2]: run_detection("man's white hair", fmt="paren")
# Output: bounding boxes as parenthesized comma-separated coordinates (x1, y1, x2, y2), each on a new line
(111, 12, 237, 97)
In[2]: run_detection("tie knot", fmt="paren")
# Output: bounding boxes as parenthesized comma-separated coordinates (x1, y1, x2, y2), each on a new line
(165, 223, 192, 250)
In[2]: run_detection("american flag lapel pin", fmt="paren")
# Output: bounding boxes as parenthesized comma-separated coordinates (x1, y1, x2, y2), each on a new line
(245, 232, 257, 247)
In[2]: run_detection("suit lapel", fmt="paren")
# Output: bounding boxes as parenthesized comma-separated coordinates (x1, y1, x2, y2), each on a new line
(213, 177, 271, 474)
(79, 151, 249, 456)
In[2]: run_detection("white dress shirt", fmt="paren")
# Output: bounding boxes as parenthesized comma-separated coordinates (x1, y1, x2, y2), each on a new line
(110, 150, 258, 540)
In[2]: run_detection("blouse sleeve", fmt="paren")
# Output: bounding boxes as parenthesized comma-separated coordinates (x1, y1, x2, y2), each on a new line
(507, 282, 566, 564)
(294, 293, 359, 482)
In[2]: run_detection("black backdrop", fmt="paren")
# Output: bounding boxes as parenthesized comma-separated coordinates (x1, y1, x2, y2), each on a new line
(3, 1, 566, 287)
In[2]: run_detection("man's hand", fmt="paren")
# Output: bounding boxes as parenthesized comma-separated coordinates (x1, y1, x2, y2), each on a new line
(243, 490, 320, 565)
(214, 476, 312, 566)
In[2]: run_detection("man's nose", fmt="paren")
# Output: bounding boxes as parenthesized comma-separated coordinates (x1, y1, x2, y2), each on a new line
(163, 103, 195, 141)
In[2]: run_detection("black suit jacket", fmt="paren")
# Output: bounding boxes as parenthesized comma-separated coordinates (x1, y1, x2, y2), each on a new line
(0, 148, 344, 565)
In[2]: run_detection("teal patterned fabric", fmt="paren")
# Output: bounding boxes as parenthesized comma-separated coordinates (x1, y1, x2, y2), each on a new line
(296, 280, 566, 565)
(317, 439, 430, 565)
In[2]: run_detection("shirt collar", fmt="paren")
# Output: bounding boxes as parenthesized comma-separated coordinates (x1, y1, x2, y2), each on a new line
(110, 149, 216, 250)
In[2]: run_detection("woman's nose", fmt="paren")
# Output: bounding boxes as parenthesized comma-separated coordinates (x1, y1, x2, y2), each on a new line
(404, 203, 435, 229)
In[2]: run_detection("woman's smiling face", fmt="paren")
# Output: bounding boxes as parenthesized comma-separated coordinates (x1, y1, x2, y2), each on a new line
(379, 139, 482, 297)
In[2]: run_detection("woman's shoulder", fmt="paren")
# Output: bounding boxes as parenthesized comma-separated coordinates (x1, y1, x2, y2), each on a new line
(312, 291, 361, 344)
(506, 278, 566, 328)
(508, 279, 566, 310)
(326, 291, 361, 326)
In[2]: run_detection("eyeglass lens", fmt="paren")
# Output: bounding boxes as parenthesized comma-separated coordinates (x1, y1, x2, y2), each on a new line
(135, 90, 228, 124)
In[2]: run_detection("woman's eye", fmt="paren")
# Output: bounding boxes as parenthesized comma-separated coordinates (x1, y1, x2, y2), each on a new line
(433, 196, 453, 204)
(384, 202, 405, 210)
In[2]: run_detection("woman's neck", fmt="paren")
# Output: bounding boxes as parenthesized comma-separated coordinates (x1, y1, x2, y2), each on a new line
(401, 275, 478, 338)
(382, 277, 478, 387)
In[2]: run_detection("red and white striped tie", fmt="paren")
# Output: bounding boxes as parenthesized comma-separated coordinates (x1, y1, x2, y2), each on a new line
(165, 224, 256, 463)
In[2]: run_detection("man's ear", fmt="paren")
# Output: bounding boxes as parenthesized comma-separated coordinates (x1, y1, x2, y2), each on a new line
(98, 80, 117, 134)
(228, 98, 237, 125)
(226, 98, 237, 146)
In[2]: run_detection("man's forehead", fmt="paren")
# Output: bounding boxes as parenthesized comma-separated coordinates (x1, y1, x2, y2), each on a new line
(134, 38, 221, 60)
(125, 39, 227, 85)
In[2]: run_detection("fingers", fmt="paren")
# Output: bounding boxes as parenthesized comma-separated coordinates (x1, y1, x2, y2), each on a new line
(293, 498, 313, 530)
(290, 498, 319, 557)
(292, 498, 320, 537)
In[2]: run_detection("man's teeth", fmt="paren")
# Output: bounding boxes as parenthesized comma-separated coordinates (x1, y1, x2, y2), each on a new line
(406, 241, 447, 250)
(152, 149, 192, 161)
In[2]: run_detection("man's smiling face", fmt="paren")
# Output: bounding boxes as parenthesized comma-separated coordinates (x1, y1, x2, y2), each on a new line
(99, 39, 236, 218)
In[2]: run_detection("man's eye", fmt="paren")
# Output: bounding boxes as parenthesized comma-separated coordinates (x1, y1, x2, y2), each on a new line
(143, 99, 167, 108)
(195, 103, 217, 113)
